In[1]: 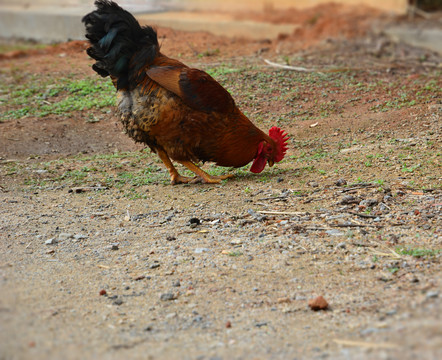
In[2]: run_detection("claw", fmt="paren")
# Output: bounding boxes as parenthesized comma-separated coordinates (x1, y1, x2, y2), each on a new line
(171, 175, 199, 185)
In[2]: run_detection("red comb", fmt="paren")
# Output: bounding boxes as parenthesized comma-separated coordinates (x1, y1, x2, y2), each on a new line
(269, 126, 289, 162)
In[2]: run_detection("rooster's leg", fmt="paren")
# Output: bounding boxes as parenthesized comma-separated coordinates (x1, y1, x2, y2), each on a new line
(156, 149, 196, 185)
(177, 161, 234, 184)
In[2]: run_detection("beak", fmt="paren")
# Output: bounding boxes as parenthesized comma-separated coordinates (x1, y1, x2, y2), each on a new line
(268, 160, 274, 167)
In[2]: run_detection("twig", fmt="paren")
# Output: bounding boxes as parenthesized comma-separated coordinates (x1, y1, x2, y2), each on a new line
(348, 211, 378, 219)
(305, 227, 330, 231)
(69, 186, 109, 193)
(257, 210, 307, 216)
(264, 59, 318, 73)
(341, 184, 376, 193)
(257, 196, 288, 201)
(368, 241, 402, 259)
(333, 339, 398, 349)
(331, 223, 383, 228)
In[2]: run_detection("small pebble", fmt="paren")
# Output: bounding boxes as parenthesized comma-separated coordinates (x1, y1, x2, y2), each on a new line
(384, 195, 392, 202)
(360, 327, 380, 336)
(378, 203, 389, 211)
(150, 263, 160, 269)
(45, 238, 58, 245)
(326, 229, 344, 236)
(172, 280, 181, 287)
(341, 195, 359, 205)
(99, 289, 107, 296)
(426, 291, 439, 299)
(160, 293, 177, 301)
(255, 321, 268, 327)
(247, 209, 266, 222)
(113, 298, 123, 306)
(165, 312, 177, 319)
(194, 248, 210, 254)
(230, 239, 243, 245)
(58, 233, 73, 241)
(335, 179, 347, 186)
(193, 315, 203, 323)
(225, 321, 232, 328)
(110, 243, 119, 251)
(360, 198, 378, 207)
(189, 217, 200, 225)
(308, 296, 329, 311)
(336, 242, 346, 249)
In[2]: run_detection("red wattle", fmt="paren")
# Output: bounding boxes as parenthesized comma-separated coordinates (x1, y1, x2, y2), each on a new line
(250, 155, 267, 173)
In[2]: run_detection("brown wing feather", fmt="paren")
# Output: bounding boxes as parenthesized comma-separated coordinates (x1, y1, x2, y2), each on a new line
(146, 66, 183, 98)
(178, 68, 235, 113)
(147, 63, 235, 114)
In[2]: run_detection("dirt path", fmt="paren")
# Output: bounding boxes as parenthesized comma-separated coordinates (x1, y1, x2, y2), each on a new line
(1, 5, 441, 360)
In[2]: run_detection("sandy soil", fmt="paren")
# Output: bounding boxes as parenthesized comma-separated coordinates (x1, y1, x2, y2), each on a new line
(0, 4, 441, 360)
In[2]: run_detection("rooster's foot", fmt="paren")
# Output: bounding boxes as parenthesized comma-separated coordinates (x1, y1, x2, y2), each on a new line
(170, 175, 198, 185)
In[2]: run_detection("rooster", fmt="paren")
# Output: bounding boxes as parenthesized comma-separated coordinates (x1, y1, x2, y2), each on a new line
(82, 1, 289, 184)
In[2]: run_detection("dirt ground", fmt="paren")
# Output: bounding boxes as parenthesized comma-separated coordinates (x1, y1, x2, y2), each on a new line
(0, 4, 441, 360)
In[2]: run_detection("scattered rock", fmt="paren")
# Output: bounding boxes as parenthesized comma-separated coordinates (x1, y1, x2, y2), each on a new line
(150, 263, 160, 269)
(335, 179, 347, 186)
(426, 291, 439, 299)
(165, 312, 177, 319)
(341, 195, 360, 205)
(360, 327, 381, 336)
(360, 198, 378, 207)
(277, 297, 291, 303)
(308, 296, 329, 311)
(230, 238, 243, 245)
(189, 217, 200, 226)
(326, 229, 344, 236)
(113, 298, 123, 306)
(247, 209, 266, 222)
(160, 293, 177, 301)
(99, 289, 107, 296)
(194, 248, 210, 254)
(110, 243, 119, 251)
(45, 238, 58, 245)
(255, 321, 268, 328)
(172, 280, 181, 287)
(58, 233, 73, 241)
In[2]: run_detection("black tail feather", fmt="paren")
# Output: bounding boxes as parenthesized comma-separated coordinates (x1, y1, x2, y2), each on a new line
(82, 0, 159, 89)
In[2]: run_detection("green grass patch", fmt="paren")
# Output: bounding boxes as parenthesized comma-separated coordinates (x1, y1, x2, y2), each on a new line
(1, 76, 115, 119)
(396, 247, 440, 258)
